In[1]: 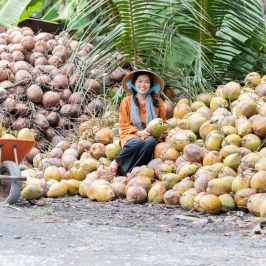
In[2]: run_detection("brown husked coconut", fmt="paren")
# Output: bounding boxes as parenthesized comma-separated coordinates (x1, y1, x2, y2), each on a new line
(12, 51, 24, 61)
(164, 190, 182, 205)
(12, 117, 28, 130)
(42, 91, 60, 108)
(21, 36, 35, 50)
(125, 176, 151, 194)
(36, 75, 51, 85)
(175, 155, 188, 168)
(56, 140, 70, 151)
(1, 52, 14, 62)
(163, 101, 174, 119)
(53, 74, 68, 89)
(194, 174, 214, 193)
(63, 148, 79, 159)
(95, 128, 114, 145)
(62, 155, 76, 170)
(84, 79, 102, 95)
(147, 158, 163, 170)
(9, 43, 24, 54)
(35, 40, 48, 54)
(154, 142, 172, 158)
(34, 57, 49, 67)
(126, 185, 147, 203)
(90, 143, 106, 159)
(48, 56, 63, 68)
(33, 153, 48, 168)
(86, 99, 103, 115)
(97, 165, 114, 182)
(110, 183, 126, 198)
(46, 112, 59, 127)
(77, 140, 92, 155)
(26, 147, 40, 162)
(60, 89, 72, 101)
(34, 115, 49, 132)
(49, 148, 63, 159)
(60, 104, 81, 118)
(26, 84, 43, 103)
(183, 144, 204, 163)
(43, 128, 54, 142)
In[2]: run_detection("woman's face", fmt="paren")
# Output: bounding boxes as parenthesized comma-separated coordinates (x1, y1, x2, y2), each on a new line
(134, 74, 151, 94)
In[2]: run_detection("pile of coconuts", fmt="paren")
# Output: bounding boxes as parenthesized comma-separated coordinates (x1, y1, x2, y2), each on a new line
(21, 71, 266, 218)
(0, 25, 134, 157)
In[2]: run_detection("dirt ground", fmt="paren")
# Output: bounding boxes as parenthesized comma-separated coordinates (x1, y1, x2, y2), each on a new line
(1, 196, 266, 266)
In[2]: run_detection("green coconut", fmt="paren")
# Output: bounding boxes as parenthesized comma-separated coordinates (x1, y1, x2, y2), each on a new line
(171, 130, 197, 152)
(146, 118, 167, 138)
(259, 147, 266, 158)
(240, 153, 261, 170)
(205, 130, 224, 151)
(187, 114, 207, 134)
(148, 182, 167, 203)
(221, 176, 236, 188)
(21, 185, 42, 200)
(210, 97, 229, 112)
(206, 179, 231, 196)
(236, 99, 257, 118)
(241, 134, 262, 152)
(162, 173, 180, 190)
(105, 144, 122, 160)
(177, 163, 201, 180)
(231, 175, 250, 194)
(199, 120, 219, 139)
(220, 145, 240, 159)
(180, 188, 198, 211)
(223, 153, 240, 171)
(190, 101, 206, 112)
(223, 81, 241, 101)
(222, 134, 241, 147)
(158, 164, 177, 181)
(218, 194, 236, 212)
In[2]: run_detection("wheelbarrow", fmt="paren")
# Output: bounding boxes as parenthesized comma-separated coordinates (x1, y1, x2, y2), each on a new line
(0, 139, 36, 205)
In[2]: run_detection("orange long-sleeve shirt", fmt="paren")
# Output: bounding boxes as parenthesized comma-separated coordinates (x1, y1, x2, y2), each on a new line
(119, 96, 166, 148)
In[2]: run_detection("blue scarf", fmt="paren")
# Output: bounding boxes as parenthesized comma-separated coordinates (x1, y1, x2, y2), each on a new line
(126, 80, 161, 95)
(126, 81, 159, 130)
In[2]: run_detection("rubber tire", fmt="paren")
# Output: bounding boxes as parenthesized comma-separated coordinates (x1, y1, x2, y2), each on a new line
(0, 161, 22, 205)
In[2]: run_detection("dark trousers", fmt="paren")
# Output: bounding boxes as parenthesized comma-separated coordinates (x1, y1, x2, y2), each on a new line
(115, 137, 157, 173)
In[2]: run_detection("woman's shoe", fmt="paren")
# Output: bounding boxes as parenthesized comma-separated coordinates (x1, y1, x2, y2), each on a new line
(110, 167, 118, 175)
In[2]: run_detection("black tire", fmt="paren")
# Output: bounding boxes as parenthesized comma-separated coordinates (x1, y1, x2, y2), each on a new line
(0, 161, 22, 205)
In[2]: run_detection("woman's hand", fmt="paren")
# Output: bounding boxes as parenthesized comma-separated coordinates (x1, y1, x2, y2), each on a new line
(160, 130, 169, 139)
(136, 130, 150, 138)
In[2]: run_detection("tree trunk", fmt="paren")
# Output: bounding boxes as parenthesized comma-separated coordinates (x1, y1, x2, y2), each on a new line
(261, 0, 266, 28)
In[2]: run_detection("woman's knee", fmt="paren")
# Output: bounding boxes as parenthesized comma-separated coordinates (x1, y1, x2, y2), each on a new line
(124, 137, 143, 150)
(144, 137, 157, 146)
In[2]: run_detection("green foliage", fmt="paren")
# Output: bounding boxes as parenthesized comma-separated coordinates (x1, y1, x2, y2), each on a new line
(0, 0, 32, 29)
(65, 0, 216, 102)
(30, 207, 53, 215)
(19, 0, 43, 22)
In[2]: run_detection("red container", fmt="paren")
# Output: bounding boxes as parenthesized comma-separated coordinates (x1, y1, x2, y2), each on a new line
(0, 139, 36, 165)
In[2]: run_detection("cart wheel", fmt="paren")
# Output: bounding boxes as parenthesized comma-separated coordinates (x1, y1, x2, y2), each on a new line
(0, 161, 22, 205)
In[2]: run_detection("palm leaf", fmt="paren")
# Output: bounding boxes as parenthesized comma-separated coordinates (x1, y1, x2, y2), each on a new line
(0, 0, 32, 29)
(65, 0, 217, 101)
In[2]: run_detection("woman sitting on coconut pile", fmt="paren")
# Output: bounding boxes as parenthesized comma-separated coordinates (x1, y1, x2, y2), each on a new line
(109, 70, 167, 178)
